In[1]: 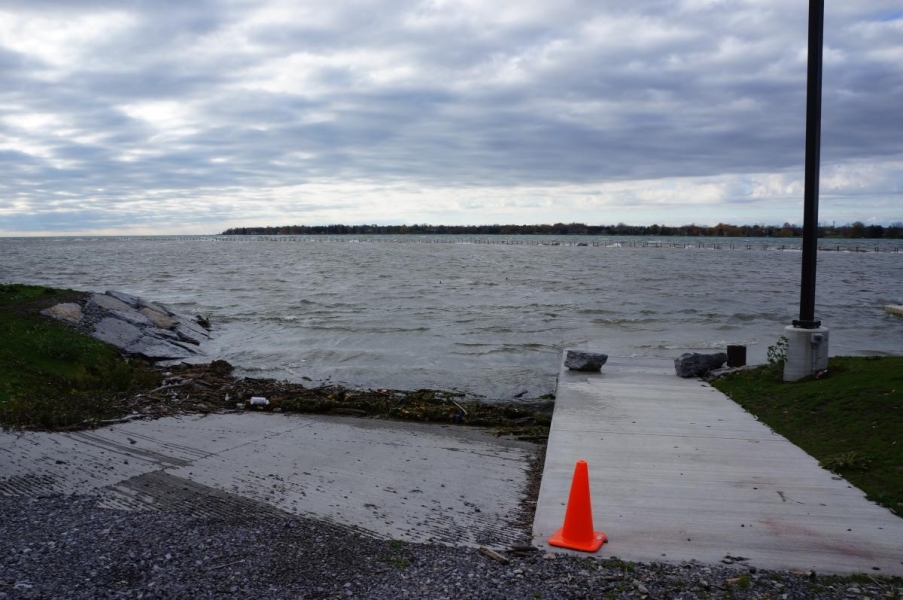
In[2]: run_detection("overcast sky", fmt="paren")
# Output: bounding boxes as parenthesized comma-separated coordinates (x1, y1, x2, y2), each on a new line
(1, 0, 901, 235)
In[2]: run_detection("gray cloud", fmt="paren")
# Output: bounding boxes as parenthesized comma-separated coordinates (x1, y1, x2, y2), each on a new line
(0, 0, 901, 234)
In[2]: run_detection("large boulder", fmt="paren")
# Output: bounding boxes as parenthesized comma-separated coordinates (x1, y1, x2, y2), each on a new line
(40, 302, 83, 325)
(43, 290, 211, 362)
(125, 337, 194, 360)
(108, 308, 152, 327)
(675, 352, 727, 378)
(92, 317, 143, 348)
(564, 351, 608, 372)
(173, 319, 210, 345)
(104, 290, 141, 309)
(86, 293, 133, 314)
(139, 306, 176, 329)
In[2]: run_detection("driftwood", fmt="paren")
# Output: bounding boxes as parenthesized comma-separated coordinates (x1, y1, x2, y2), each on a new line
(78, 361, 553, 440)
(147, 379, 195, 394)
(478, 547, 510, 565)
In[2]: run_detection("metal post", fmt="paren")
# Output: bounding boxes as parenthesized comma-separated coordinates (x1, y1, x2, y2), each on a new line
(793, 0, 825, 329)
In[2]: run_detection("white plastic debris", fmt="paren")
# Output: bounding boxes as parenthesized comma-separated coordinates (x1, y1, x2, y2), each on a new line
(249, 396, 269, 406)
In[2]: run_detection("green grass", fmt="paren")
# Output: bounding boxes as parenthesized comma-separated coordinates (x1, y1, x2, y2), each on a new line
(384, 539, 411, 569)
(0, 283, 160, 429)
(711, 356, 903, 514)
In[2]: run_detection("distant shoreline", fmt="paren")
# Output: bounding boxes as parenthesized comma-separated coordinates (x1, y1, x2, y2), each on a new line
(222, 221, 901, 239)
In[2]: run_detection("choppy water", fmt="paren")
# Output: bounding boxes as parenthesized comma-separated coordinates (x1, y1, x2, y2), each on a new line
(2, 235, 902, 399)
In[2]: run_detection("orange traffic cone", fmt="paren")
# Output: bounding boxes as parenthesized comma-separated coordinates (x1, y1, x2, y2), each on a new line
(548, 460, 607, 552)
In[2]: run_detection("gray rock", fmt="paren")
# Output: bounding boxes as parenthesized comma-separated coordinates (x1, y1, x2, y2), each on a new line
(104, 290, 141, 308)
(92, 317, 143, 348)
(674, 352, 727, 378)
(109, 308, 152, 327)
(564, 351, 608, 371)
(87, 293, 133, 314)
(40, 303, 83, 325)
(174, 320, 210, 345)
(153, 327, 181, 341)
(140, 306, 176, 329)
(125, 337, 193, 360)
(138, 297, 174, 316)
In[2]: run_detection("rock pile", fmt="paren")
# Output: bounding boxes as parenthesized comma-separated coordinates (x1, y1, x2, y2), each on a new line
(41, 290, 210, 361)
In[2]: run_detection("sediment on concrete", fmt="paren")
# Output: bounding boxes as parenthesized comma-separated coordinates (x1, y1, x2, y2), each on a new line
(0, 413, 535, 548)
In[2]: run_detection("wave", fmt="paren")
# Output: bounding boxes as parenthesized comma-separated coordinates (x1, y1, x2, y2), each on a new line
(636, 338, 760, 351)
(450, 343, 552, 357)
(5, 236, 900, 397)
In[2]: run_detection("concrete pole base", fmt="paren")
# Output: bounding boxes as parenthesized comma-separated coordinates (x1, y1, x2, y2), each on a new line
(783, 325, 829, 382)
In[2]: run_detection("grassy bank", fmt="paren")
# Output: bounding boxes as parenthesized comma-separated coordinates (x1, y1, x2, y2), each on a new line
(0, 284, 161, 428)
(711, 356, 903, 515)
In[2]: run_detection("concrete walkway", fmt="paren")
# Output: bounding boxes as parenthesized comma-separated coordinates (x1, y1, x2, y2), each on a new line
(532, 356, 903, 575)
(0, 413, 533, 547)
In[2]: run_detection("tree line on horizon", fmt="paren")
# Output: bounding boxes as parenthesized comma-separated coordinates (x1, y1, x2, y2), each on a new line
(222, 221, 903, 239)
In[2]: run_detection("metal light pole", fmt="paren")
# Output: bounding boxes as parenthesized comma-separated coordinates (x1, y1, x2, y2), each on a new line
(784, 0, 830, 381)
(794, 0, 824, 329)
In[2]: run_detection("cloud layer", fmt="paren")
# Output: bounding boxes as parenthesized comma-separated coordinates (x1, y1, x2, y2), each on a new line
(1, 0, 901, 234)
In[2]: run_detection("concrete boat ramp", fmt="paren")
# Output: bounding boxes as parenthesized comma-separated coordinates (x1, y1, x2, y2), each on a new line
(0, 414, 535, 547)
(533, 356, 903, 575)
(2, 355, 903, 576)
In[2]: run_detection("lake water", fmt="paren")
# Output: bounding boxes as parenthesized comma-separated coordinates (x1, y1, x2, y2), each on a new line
(2, 235, 901, 399)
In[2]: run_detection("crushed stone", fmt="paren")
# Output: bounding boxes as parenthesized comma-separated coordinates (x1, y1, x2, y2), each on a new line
(2, 495, 897, 599)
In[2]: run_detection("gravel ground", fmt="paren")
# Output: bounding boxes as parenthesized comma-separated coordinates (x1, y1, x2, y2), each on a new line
(2, 495, 900, 599)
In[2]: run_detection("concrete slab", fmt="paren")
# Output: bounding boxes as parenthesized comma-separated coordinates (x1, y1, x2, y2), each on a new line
(1, 413, 534, 548)
(533, 355, 903, 575)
